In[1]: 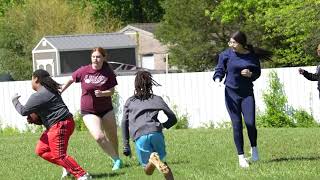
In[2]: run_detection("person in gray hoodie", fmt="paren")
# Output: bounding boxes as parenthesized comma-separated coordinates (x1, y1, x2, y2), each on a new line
(121, 71, 177, 180)
(11, 69, 91, 180)
(298, 44, 320, 97)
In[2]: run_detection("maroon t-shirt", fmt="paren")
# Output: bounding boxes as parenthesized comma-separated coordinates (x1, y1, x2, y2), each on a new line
(72, 63, 118, 114)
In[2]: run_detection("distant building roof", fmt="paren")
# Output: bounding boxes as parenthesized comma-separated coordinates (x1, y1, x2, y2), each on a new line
(129, 23, 158, 33)
(0, 73, 14, 82)
(43, 33, 136, 51)
(119, 23, 158, 35)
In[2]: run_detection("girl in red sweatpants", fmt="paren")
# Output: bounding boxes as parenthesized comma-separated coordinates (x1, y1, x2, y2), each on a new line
(12, 69, 91, 180)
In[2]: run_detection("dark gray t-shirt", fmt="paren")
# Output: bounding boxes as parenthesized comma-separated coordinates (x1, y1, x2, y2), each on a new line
(12, 86, 72, 129)
(121, 95, 177, 147)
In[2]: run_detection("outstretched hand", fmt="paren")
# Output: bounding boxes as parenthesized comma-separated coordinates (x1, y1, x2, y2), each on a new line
(214, 78, 223, 87)
(11, 93, 21, 101)
(298, 68, 305, 74)
(123, 145, 131, 157)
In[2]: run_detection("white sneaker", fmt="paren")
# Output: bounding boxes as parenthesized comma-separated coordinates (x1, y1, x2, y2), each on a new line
(149, 152, 170, 174)
(238, 155, 249, 168)
(61, 168, 71, 179)
(250, 147, 259, 162)
(77, 173, 92, 180)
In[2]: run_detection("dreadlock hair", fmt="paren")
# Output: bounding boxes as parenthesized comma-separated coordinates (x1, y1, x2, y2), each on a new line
(32, 69, 61, 95)
(133, 71, 161, 100)
(231, 31, 273, 61)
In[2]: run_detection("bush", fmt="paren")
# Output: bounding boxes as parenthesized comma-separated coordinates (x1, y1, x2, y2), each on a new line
(257, 112, 293, 128)
(25, 124, 45, 133)
(0, 126, 20, 135)
(257, 70, 294, 127)
(112, 90, 120, 115)
(292, 109, 319, 127)
(112, 90, 121, 126)
(171, 104, 189, 129)
(257, 70, 317, 128)
(73, 111, 87, 131)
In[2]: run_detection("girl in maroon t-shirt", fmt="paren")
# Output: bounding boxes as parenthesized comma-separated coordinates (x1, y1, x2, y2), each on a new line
(62, 47, 122, 171)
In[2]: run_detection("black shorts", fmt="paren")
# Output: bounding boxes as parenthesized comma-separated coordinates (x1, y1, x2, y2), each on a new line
(81, 108, 113, 118)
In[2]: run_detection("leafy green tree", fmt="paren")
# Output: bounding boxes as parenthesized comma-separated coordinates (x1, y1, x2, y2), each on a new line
(207, 0, 320, 67)
(0, 0, 24, 17)
(70, 0, 164, 25)
(156, 0, 222, 71)
(0, 0, 121, 80)
(0, 49, 32, 80)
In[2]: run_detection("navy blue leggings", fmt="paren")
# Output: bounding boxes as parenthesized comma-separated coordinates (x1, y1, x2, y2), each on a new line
(225, 86, 257, 155)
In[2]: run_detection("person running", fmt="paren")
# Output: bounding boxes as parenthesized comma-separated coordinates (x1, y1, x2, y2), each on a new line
(298, 44, 320, 97)
(213, 31, 272, 168)
(11, 69, 91, 180)
(121, 71, 176, 180)
(61, 47, 122, 171)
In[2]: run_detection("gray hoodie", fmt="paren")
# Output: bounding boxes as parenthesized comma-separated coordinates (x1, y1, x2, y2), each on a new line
(121, 95, 177, 147)
(12, 86, 72, 129)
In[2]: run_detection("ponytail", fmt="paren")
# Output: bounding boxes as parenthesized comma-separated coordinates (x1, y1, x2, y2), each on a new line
(32, 69, 61, 95)
(246, 44, 273, 61)
(231, 31, 273, 61)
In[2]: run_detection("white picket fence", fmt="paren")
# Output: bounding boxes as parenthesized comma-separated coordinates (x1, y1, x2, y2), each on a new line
(0, 66, 319, 130)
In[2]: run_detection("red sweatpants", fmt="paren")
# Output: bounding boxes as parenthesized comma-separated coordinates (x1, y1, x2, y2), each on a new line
(35, 117, 86, 178)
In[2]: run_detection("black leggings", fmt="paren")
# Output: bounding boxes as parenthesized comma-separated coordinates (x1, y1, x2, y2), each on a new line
(225, 87, 257, 155)
(81, 108, 113, 118)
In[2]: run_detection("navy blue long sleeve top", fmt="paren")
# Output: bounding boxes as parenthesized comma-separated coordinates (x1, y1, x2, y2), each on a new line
(302, 70, 320, 91)
(213, 48, 261, 91)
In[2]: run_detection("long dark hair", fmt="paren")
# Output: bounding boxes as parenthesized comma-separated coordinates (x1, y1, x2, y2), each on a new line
(33, 69, 61, 95)
(91, 47, 115, 74)
(133, 71, 161, 100)
(231, 31, 273, 60)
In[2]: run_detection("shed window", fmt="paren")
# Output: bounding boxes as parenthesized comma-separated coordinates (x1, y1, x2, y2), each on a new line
(36, 59, 54, 76)
(46, 64, 52, 75)
(142, 54, 154, 69)
(42, 41, 47, 47)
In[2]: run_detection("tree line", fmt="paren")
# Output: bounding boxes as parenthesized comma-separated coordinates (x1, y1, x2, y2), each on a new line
(0, 0, 319, 80)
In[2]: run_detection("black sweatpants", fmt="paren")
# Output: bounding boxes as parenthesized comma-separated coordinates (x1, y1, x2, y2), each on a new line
(225, 86, 257, 155)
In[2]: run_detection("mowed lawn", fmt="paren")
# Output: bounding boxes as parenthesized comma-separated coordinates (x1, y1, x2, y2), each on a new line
(1, 128, 320, 180)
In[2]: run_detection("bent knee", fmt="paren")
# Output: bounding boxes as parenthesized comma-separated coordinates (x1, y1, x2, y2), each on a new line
(35, 150, 42, 156)
(94, 134, 107, 142)
(35, 147, 47, 156)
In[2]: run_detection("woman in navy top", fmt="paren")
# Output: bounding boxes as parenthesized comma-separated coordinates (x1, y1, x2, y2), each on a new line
(213, 31, 272, 168)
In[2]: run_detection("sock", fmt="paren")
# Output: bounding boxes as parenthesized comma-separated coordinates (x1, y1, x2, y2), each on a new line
(112, 156, 120, 162)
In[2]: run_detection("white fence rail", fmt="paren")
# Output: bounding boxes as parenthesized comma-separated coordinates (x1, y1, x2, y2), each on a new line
(0, 66, 319, 130)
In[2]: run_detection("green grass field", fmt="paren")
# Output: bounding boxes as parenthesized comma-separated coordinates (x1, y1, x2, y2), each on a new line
(1, 128, 320, 180)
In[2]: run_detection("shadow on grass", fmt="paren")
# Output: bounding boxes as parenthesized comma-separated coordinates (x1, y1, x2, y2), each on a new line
(266, 156, 320, 163)
(91, 172, 125, 179)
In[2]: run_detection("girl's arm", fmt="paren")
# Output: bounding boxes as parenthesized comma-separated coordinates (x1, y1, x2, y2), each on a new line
(95, 87, 115, 97)
(302, 71, 320, 81)
(250, 61, 261, 81)
(160, 98, 178, 129)
(213, 51, 228, 82)
(121, 99, 131, 156)
(12, 93, 42, 116)
(61, 78, 74, 93)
